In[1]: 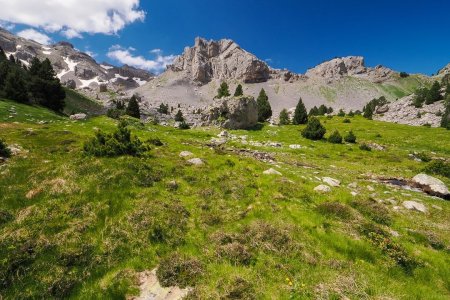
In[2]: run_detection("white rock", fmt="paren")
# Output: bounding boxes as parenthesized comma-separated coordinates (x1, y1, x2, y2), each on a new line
(314, 184, 332, 193)
(402, 201, 427, 213)
(217, 130, 229, 138)
(289, 144, 302, 149)
(367, 185, 375, 192)
(351, 191, 358, 197)
(322, 177, 341, 187)
(187, 158, 204, 165)
(179, 151, 193, 158)
(412, 174, 449, 197)
(69, 113, 87, 120)
(263, 168, 282, 176)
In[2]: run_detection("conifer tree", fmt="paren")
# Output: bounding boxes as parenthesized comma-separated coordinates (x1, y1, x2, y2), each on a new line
(425, 81, 442, 104)
(0, 47, 7, 62)
(175, 110, 184, 122)
(301, 117, 326, 140)
(4, 68, 28, 103)
(309, 106, 319, 116)
(318, 104, 328, 115)
(293, 98, 308, 124)
(279, 108, 290, 125)
(216, 82, 230, 98)
(256, 88, 272, 122)
(234, 84, 243, 97)
(126, 95, 141, 119)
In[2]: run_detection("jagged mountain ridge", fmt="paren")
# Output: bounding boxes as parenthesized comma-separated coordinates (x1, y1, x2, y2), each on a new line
(135, 37, 434, 119)
(0, 28, 153, 91)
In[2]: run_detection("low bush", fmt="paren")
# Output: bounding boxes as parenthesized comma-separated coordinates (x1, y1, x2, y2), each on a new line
(179, 121, 190, 129)
(222, 277, 256, 300)
(317, 202, 353, 220)
(344, 131, 357, 143)
(217, 242, 255, 266)
(423, 160, 450, 178)
(343, 118, 351, 123)
(415, 152, 432, 162)
(328, 130, 343, 144)
(301, 117, 326, 140)
(0, 138, 11, 158)
(156, 253, 204, 288)
(83, 121, 149, 157)
(351, 199, 391, 225)
(359, 143, 371, 151)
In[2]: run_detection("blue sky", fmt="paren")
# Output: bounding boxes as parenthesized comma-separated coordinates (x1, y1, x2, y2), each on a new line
(1, 0, 449, 75)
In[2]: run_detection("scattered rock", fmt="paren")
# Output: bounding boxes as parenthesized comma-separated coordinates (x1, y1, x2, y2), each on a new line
(179, 151, 193, 158)
(218, 130, 229, 138)
(322, 177, 341, 187)
(402, 201, 427, 213)
(69, 113, 87, 120)
(7, 144, 27, 155)
(263, 168, 282, 176)
(314, 185, 332, 193)
(351, 191, 358, 197)
(348, 182, 358, 189)
(187, 158, 204, 165)
(412, 174, 450, 199)
(367, 185, 375, 192)
(289, 144, 302, 149)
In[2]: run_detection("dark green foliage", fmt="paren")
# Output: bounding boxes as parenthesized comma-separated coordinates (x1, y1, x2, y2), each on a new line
(425, 81, 442, 105)
(352, 199, 392, 225)
(158, 103, 169, 114)
(0, 138, 11, 158)
(415, 152, 431, 162)
(4, 68, 28, 103)
(318, 104, 328, 115)
(354, 110, 362, 115)
(423, 160, 450, 178)
(278, 108, 290, 125)
(359, 143, 371, 151)
(344, 131, 357, 143)
(256, 89, 272, 122)
(399, 72, 409, 78)
(174, 110, 184, 122)
(83, 121, 148, 157)
(347, 110, 355, 117)
(179, 121, 190, 130)
(301, 117, 326, 140)
(441, 96, 450, 129)
(413, 88, 427, 108)
(125, 95, 140, 119)
(363, 96, 387, 119)
(217, 82, 231, 99)
(107, 108, 125, 120)
(309, 106, 319, 116)
(317, 202, 352, 220)
(328, 130, 343, 144)
(234, 84, 243, 97)
(337, 109, 346, 117)
(156, 253, 204, 288)
(292, 98, 308, 124)
(343, 118, 351, 123)
(327, 107, 334, 114)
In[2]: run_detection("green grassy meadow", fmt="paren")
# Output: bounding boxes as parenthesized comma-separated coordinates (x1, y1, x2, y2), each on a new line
(0, 99, 449, 299)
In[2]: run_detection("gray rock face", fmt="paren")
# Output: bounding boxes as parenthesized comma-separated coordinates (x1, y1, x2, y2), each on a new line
(69, 113, 87, 120)
(412, 174, 450, 199)
(305, 56, 395, 83)
(314, 184, 332, 193)
(201, 96, 258, 129)
(373, 95, 445, 127)
(169, 37, 270, 84)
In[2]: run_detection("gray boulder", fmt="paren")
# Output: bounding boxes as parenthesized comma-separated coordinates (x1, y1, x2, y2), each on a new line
(412, 174, 449, 199)
(201, 96, 258, 129)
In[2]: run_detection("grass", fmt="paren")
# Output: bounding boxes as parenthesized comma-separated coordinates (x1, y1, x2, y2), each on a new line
(0, 101, 449, 299)
(63, 88, 106, 116)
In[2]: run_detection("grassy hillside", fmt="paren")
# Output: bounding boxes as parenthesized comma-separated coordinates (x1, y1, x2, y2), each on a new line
(63, 89, 106, 116)
(0, 99, 449, 299)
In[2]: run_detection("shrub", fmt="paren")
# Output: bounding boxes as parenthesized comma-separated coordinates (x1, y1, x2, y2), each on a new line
(148, 138, 163, 146)
(400, 72, 409, 78)
(83, 121, 148, 157)
(363, 96, 387, 119)
(337, 109, 346, 117)
(351, 199, 392, 225)
(328, 130, 343, 144)
(301, 117, 326, 140)
(279, 108, 290, 125)
(179, 121, 190, 130)
(359, 143, 371, 151)
(217, 242, 254, 266)
(423, 160, 450, 178)
(0, 138, 11, 158)
(223, 277, 256, 300)
(174, 110, 184, 122)
(415, 152, 431, 162)
(317, 202, 352, 220)
(347, 110, 355, 117)
(107, 108, 124, 119)
(156, 253, 204, 288)
(158, 103, 169, 114)
(441, 96, 450, 129)
(344, 131, 357, 143)
(343, 118, 351, 123)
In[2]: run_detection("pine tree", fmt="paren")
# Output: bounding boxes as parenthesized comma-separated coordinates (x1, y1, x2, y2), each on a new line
(216, 82, 230, 98)
(279, 108, 290, 125)
(309, 106, 319, 116)
(337, 109, 346, 117)
(293, 98, 308, 125)
(0, 47, 7, 62)
(174, 110, 184, 122)
(4, 68, 28, 103)
(234, 84, 243, 97)
(126, 95, 141, 119)
(441, 95, 450, 129)
(301, 117, 326, 140)
(256, 88, 272, 122)
(425, 81, 442, 104)
(344, 130, 357, 143)
(8, 54, 15, 64)
(318, 104, 328, 115)
(328, 130, 343, 144)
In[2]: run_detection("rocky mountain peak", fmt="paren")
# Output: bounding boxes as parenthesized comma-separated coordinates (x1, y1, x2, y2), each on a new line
(169, 37, 270, 84)
(305, 56, 395, 83)
(438, 63, 450, 75)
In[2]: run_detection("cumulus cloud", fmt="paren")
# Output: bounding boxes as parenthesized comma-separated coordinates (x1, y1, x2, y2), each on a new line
(107, 45, 176, 73)
(17, 29, 52, 45)
(0, 0, 145, 38)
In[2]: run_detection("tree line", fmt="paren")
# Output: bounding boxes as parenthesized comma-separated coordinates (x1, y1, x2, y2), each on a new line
(0, 47, 65, 112)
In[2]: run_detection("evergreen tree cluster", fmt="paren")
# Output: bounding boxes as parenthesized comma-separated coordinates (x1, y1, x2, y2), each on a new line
(363, 96, 388, 119)
(158, 103, 169, 114)
(413, 81, 443, 108)
(216, 82, 231, 99)
(441, 95, 450, 129)
(309, 104, 333, 116)
(107, 95, 141, 120)
(0, 47, 66, 112)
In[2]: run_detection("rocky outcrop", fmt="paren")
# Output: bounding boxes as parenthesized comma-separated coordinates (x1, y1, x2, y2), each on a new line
(438, 63, 450, 75)
(169, 37, 270, 84)
(373, 95, 445, 127)
(305, 56, 395, 83)
(201, 95, 258, 129)
(412, 174, 450, 199)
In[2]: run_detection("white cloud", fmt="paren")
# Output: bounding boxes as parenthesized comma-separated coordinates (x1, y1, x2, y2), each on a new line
(107, 45, 176, 73)
(0, 0, 145, 38)
(0, 20, 15, 31)
(17, 29, 52, 45)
